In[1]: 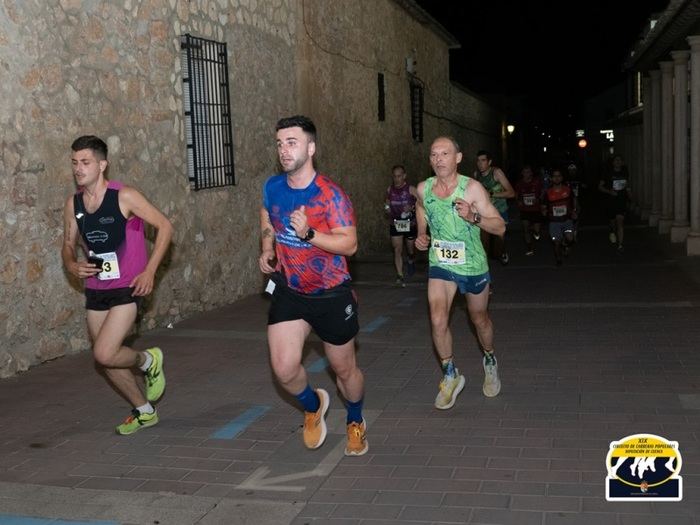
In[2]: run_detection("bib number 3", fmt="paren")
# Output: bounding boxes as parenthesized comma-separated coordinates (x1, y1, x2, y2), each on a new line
(96, 251, 121, 281)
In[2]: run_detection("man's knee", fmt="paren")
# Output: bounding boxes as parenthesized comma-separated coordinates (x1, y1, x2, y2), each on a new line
(92, 343, 123, 367)
(469, 310, 491, 330)
(430, 310, 450, 332)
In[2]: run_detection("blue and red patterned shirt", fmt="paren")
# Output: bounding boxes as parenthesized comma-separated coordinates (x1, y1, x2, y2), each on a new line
(263, 172, 355, 294)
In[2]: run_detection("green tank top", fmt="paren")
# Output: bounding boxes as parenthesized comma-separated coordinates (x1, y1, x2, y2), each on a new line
(476, 168, 508, 213)
(424, 175, 488, 276)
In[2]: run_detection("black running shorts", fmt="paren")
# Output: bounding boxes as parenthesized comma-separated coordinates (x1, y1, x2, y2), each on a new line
(268, 280, 359, 346)
(85, 287, 141, 311)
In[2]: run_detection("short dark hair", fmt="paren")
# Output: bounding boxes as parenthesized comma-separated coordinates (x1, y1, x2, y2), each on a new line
(432, 136, 461, 152)
(276, 115, 317, 142)
(71, 135, 108, 160)
(391, 164, 405, 172)
(476, 149, 491, 160)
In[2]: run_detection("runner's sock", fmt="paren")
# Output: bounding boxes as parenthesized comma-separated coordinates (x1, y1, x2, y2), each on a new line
(441, 357, 456, 378)
(346, 398, 364, 424)
(295, 384, 320, 413)
(139, 351, 153, 372)
(136, 402, 154, 414)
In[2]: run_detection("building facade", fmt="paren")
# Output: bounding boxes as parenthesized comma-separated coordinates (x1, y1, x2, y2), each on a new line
(615, 0, 700, 255)
(0, 0, 501, 377)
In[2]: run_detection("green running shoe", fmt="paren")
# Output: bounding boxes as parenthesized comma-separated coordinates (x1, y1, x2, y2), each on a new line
(144, 347, 165, 402)
(116, 409, 158, 435)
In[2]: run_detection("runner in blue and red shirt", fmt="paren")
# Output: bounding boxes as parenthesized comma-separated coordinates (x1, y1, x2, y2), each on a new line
(259, 115, 368, 457)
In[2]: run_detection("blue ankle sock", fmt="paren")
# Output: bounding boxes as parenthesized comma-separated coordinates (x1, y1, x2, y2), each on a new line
(441, 358, 456, 378)
(295, 385, 320, 413)
(346, 398, 364, 424)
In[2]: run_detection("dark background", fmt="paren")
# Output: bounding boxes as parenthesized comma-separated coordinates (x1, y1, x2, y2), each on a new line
(415, 0, 669, 133)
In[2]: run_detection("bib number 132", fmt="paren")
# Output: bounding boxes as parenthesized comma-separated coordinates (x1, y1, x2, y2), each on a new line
(433, 240, 466, 265)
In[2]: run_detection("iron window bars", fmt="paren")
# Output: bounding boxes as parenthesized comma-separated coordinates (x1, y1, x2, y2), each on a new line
(181, 34, 235, 190)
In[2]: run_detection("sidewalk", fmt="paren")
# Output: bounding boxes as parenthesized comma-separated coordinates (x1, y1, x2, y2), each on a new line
(1, 225, 699, 525)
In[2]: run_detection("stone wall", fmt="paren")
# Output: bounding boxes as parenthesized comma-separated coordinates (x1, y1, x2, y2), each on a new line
(0, 0, 500, 378)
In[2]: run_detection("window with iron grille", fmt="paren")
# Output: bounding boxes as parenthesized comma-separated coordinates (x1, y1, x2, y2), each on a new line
(409, 79, 424, 143)
(180, 34, 235, 190)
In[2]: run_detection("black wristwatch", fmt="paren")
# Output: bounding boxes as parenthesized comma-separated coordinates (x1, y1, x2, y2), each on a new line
(302, 228, 315, 241)
(472, 211, 481, 225)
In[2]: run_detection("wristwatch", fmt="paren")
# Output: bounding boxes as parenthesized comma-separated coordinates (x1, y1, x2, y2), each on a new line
(302, 228, 315, 241)
(471, 211, 481, 225)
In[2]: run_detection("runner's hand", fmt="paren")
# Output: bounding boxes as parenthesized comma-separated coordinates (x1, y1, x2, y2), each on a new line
(290, 205, 309, 238)
(259, 249, 277, 274)
(415, 233, 430, 251)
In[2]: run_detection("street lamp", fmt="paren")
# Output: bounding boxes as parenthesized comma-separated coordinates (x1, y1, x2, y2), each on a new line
(506, 124, 515, 134)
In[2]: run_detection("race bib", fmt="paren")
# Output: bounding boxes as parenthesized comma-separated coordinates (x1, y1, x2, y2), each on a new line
(394, 219, 411, 232)
(96, 251, 120, 280)
(552, 205, 567, 217)
(612, 179, 627, 191)
(432, 239, 466, 265)
(523, 193, 536, 206)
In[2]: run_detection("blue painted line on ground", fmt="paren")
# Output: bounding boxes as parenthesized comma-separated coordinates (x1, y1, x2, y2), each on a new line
(360, 315, 390, 333)
(307, 357, 329, 373)
(211, 405, 270, 439)
(0, 516, 118, 525)
(397, 297, 417, 307)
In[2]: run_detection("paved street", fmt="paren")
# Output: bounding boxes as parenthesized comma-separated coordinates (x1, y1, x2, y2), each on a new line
(1, 224, 699, 525)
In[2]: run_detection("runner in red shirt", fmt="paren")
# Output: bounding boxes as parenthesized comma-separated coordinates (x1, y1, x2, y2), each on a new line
(514, 165, 543, 256)
(541, 167, 578, 266)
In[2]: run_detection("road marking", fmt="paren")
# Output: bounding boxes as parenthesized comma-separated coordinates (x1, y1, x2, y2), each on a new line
(361, 316, 389, 332)
(211, 405, 270, 439)
(307, 357, 329, 373)
(236, 409, 379, 492)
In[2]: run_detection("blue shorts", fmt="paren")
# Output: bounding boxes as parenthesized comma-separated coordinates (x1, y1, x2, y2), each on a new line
(428, 267, 490, 295)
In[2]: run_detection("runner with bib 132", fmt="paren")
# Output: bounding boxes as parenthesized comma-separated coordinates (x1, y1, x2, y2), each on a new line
(415, 136, 506, 410)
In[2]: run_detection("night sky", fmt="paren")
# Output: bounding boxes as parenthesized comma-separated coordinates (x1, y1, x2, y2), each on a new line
(414, 0, 670, 127)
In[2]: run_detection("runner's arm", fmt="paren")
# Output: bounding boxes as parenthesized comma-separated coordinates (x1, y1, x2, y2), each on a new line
(61, 196, 101, 279)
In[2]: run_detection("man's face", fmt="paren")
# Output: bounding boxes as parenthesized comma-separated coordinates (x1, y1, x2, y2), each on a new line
(522, 168, 533, 182)
(276, 126, 315, 174)
(430, 138, 462, 177)
(392, 168, 406, 186)
(613, 156, 622, 170)
(71, 148, 106, 186)
(551, 171, 563, 185)
(476, 155, 491, 173)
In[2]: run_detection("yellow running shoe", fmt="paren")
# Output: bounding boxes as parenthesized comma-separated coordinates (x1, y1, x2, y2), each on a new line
(344, 419, 368, 456)
(303, 388, 329, 449)
(144, 347, 165, 402)
(482, 354, 501, 397)
(434, 372, 465, 410)
(116, 409, 158, 435)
